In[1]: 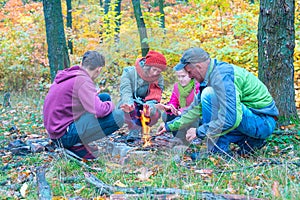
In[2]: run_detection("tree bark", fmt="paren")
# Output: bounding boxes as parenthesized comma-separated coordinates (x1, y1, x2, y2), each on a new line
(132, 0, 149, 56)
(43, 0, 70, 81)
(158, 0, 165, 29)
(114, 0, 122, 42)
(66, 0, 73, 54)
(257, 0, 298, 125)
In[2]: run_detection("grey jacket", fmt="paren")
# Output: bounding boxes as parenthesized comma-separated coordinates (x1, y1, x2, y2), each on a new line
(119, 63, 164, 116)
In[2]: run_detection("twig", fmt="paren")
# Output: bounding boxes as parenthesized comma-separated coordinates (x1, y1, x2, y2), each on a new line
(84, 172, 262, 199)
(192, 158, 300, 174)
(62, 149, 103, 172)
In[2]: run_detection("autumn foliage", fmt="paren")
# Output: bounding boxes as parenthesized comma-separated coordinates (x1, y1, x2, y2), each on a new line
(0, 0, 299, 106)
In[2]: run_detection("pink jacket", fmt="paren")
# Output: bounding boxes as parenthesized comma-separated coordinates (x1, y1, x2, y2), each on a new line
(167, 82, 200, 112)
(43, 66, 114, 139)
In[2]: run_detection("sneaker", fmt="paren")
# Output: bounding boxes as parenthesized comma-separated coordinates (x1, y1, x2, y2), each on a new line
(126, 128, 141, 143)
(237, 139, 267, 156)
(66, 143, 98, 160)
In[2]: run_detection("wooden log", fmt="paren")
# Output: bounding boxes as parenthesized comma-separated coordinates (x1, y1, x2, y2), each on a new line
(36, 167, 52, 200)
(84, 172, 262, 200)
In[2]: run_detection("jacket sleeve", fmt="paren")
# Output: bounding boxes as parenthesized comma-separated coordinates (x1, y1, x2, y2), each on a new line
(168, 83, 180, 109)
(78, 81, 114, 118)
(165, 92, 202, 132)
(119, 67, 135, 106)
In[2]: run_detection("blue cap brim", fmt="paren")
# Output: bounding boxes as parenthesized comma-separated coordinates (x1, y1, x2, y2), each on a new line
(173, 62, 186, 71)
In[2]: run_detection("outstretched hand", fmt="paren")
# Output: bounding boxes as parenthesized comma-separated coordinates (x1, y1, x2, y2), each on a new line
(186, 128, 197, 142)
(169, 104, 181, 116)
(155, 103, 171, 111)
(156, 122, 167, 135)
(155, 104, 181, 116)
(120, 104, 135, 113)
(141, 104, 151, 117)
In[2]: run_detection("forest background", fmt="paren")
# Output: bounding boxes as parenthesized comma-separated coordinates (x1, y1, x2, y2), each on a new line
(0, 0, 299, 107)
(0, 0, 299, 199)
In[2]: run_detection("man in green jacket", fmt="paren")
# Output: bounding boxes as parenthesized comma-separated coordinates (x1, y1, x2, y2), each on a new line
(158, 47, 279, 158)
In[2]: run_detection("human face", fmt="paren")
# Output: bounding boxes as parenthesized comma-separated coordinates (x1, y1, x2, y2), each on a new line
(184, 63, 206, 83)
(176, 69, 191, 87)
(148, 66, 162, 77)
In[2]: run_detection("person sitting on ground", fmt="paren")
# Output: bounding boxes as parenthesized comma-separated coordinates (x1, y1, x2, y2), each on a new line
(155, 68, 200, 123)
(119, 50, 167, 142)
(43, 50, 124, 160)
(158, 47, 279, 158)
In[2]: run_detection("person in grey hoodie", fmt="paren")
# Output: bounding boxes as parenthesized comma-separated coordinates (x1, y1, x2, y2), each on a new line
(119, 50, 167, 142)
(43, 51, 124, 159)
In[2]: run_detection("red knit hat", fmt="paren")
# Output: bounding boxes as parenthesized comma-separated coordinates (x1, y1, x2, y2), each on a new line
(144, 50, 167, 71)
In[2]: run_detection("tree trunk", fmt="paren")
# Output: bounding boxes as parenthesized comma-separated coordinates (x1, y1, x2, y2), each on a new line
(158, 0, 165, 29)
(43, 0, 70, 81)
(66, 0, 73, 54)
(103, 0, 122, 43)
(132, 0, 149, 56)
(114, 0, 122, 42)
(257, 0, 298, 125)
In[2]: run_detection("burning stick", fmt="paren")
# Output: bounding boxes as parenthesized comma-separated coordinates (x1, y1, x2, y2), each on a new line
(140, 105, 151, 147)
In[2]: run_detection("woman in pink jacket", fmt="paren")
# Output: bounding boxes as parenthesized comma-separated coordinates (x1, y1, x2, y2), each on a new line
(156, 68, 200, 122)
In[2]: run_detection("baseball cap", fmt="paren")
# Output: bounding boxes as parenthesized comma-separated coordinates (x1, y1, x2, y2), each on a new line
(173, 47, 210, 71)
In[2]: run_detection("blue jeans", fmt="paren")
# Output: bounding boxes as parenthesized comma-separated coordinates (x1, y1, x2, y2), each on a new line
(201, 87, 276, 154)
(55, 93, 124, 148)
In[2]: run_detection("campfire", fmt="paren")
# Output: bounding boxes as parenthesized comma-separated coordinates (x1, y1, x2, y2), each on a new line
(140, 105, 152, 147)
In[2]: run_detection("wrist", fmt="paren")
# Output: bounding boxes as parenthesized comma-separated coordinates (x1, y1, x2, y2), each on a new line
(196, 127, 206, 140)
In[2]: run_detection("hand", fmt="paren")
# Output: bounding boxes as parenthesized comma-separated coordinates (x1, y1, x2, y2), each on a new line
(156, 123, 166, 135)
(155, 103, 171, 111)
(141, 104, 151, 117)
(170, 104, 180, 116)
(120, 104, 135, 113)
(186, 128, 197, 142)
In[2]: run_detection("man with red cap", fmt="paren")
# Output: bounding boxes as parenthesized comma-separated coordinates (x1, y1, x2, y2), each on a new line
(119, 50, 167, 142)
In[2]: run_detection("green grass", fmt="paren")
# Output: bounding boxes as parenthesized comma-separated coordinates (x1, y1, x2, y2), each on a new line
(0, 91, 299, 199)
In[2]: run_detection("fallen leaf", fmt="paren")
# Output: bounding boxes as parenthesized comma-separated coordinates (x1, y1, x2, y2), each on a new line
(136, 167, 153, 181)
(225, 181, 236, 194)
(194, 169, 213, 178)
(52, 196, 68, 200)
(20, 183, 28, 197)
(272, 181, 281, 197)
(75, 186, 85, 194)
(114, 180, 127, 187)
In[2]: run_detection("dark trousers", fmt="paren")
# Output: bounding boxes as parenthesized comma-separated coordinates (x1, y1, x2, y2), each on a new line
(53, 93, 124, 148)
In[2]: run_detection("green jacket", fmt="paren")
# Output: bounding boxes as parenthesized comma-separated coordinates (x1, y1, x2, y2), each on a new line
(166, 59, 279, 138)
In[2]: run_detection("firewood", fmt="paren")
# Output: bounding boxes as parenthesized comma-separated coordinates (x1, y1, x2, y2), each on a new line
(84, 172, 262, 199)
(36, 167, 52, 200)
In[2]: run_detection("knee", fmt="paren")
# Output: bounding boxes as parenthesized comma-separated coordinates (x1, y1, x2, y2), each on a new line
(113, 109, 125, 128)
(98, 93, 111, 102)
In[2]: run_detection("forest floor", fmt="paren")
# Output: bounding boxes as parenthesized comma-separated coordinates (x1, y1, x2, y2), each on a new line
(0, 91, 299, 199)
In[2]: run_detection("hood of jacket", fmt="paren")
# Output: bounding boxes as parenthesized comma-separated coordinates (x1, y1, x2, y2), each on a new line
(54, 66, 88, 84)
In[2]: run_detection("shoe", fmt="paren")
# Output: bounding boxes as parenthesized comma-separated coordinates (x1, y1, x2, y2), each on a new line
(237, 139, 267, 156)
(126, 128, 141, 143)
(66, 143, 98, 160)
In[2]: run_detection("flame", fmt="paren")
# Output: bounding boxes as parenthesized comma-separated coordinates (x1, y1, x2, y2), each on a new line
(140, 105, 151, 147)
